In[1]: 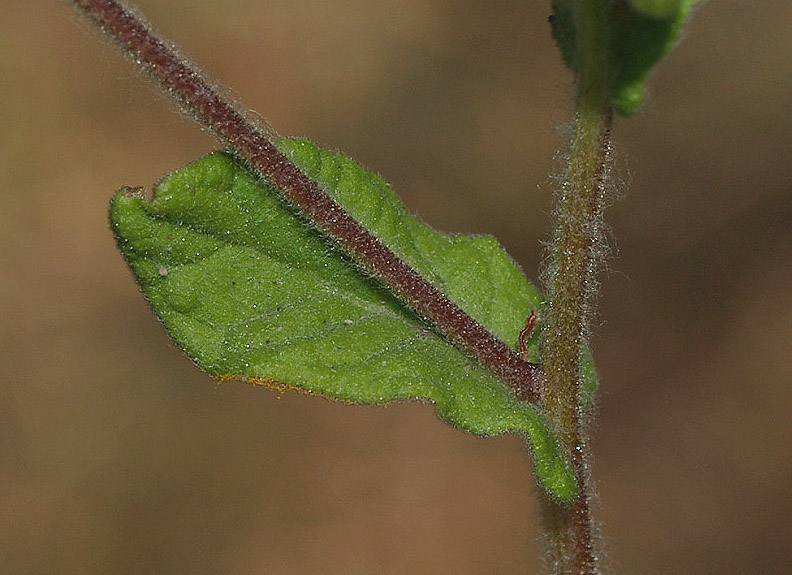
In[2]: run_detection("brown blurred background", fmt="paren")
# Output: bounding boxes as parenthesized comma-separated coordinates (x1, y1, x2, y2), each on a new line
(2, 1, 790, 573)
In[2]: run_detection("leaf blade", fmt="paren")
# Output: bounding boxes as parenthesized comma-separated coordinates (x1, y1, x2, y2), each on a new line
(110, 141, 579, 500)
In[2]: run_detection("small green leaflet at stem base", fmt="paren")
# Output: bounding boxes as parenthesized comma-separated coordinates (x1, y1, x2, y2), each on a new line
(109, 138, 583, 501)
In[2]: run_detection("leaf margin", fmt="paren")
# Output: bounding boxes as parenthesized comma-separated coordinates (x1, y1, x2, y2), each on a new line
(109, 144, 582, 500)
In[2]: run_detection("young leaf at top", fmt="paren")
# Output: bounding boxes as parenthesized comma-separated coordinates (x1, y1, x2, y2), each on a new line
(110, 138, 581, 501)
(551, 0, 700, 115)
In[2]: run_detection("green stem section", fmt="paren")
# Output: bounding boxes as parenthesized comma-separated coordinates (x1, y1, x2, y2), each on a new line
(539, 1, 612, 574)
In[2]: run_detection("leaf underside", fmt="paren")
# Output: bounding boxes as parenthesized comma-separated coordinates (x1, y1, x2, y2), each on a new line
(110, 138, 586, 500)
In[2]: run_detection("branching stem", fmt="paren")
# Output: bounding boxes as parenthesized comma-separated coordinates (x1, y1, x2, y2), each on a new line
(69, 0, 543, 402)
(540, 1, 612, 574)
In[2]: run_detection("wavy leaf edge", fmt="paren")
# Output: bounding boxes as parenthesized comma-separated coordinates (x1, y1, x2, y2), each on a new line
(109, 139, 589, 500)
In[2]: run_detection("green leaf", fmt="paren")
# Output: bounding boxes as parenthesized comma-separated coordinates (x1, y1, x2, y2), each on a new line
(627, 0, 685, 19)
(110, 138, 581, 501)
(551, 0, 698, 116)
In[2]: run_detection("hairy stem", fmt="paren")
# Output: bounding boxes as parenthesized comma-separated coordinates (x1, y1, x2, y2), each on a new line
(540, 1, 612, 574)
(70, 0, 543, 402)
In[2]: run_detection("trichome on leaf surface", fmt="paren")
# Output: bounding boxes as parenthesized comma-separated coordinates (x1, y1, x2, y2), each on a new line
(70, 0, 698, 573)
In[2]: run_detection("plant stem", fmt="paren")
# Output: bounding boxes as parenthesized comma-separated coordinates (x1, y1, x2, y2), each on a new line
(539, 1, 612, 574)
(69, 0, 544, 402)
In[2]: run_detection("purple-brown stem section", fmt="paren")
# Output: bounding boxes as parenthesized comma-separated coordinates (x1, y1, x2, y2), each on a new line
(70, 0, 542, 403)
(541, 434, 599, 574)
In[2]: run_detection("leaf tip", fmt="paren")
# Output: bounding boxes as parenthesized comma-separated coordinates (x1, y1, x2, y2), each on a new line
(118, 185, 149, 200)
